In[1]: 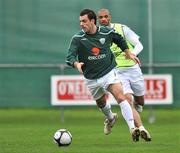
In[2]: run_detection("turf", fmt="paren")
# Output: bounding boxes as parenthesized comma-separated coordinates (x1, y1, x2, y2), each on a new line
(0, 107, 179, 153)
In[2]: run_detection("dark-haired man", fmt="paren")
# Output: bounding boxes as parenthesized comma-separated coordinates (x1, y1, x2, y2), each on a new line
(66, 9, 140, 142)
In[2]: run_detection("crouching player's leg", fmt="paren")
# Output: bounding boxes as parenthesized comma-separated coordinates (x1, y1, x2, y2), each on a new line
(84, 78, 117, 135)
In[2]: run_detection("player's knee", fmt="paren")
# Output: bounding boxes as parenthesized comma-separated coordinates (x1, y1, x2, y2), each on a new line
(115, 94, 126, 104)
(125, 94, 134, 106)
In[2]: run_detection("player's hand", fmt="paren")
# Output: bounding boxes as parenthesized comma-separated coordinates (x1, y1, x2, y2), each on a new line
(74, 62, 84, 73)
(124, 50, 141, 65)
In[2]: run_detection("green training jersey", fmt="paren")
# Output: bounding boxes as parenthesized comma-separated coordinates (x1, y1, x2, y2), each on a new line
(66, 26, 128, 79)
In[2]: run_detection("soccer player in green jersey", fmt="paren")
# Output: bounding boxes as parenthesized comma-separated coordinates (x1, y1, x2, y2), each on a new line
(66, 9, 141, 142)
(97, 8, 151, 141)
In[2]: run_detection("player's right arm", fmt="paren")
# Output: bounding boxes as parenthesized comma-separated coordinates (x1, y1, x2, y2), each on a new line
(66, 36, 84, 73)
(66, 36, 78, 67)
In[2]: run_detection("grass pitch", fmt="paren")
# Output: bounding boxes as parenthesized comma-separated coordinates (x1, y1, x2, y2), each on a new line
(0, 107, 179, 153)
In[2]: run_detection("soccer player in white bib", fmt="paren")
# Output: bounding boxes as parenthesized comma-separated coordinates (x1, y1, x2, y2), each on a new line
(97, 8, 151, 141)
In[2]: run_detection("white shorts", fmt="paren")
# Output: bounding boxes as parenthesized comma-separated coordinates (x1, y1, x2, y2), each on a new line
(116, 64, 145, 96)
(84, 68, 120, 100)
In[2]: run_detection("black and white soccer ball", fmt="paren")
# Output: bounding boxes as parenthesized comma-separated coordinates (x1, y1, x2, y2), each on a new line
(53, 129, 72, 147)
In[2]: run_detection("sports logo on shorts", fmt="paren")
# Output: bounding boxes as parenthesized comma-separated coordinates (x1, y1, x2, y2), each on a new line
(99, 38, 105, 44)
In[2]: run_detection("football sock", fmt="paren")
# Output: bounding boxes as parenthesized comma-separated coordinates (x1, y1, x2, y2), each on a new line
(101, 102, 114, 120)
(119, 100, 135, 129)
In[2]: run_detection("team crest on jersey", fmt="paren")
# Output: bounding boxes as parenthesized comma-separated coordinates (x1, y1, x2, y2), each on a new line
(99, 38, 105, 44)
(91, 47, 100, 55)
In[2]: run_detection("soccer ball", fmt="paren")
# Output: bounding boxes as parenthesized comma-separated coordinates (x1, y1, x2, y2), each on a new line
(53, 129, 72, 147)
